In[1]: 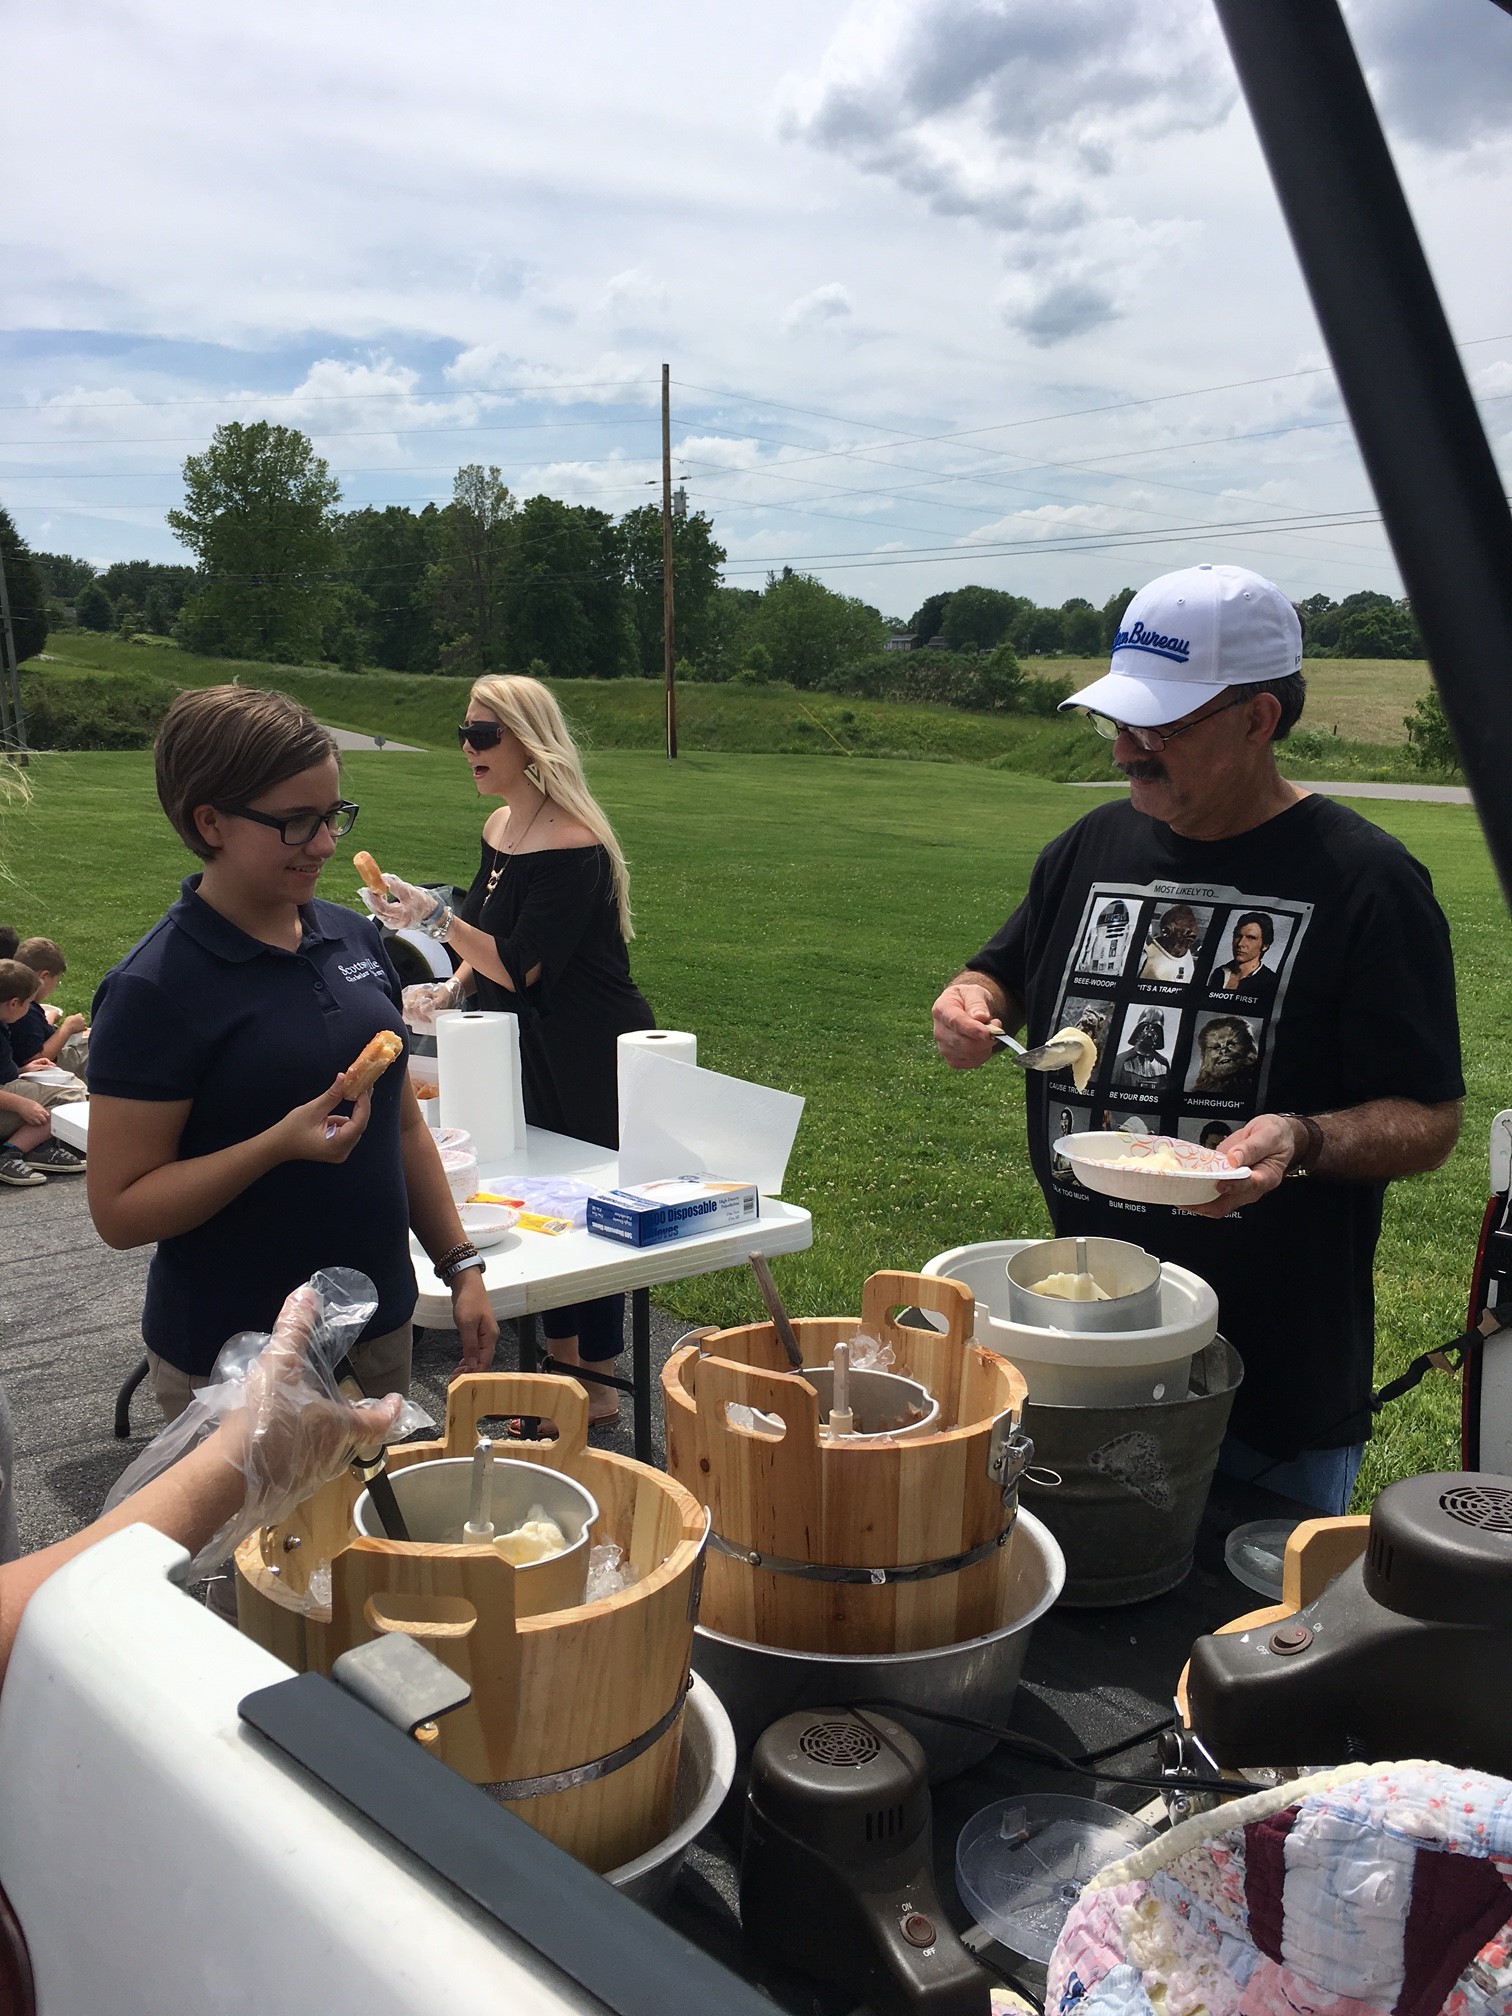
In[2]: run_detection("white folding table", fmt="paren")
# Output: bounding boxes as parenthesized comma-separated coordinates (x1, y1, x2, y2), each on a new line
(412, 1125, 813, 1462)
(50, 1104, 814, 1463)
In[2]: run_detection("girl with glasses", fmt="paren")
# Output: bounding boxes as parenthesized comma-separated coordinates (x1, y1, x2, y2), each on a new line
(369, 676, 655, 1423)
(85, 685, 497, 1428)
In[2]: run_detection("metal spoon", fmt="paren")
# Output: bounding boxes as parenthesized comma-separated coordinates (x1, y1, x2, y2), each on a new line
(993, 1029, 1090, 1073)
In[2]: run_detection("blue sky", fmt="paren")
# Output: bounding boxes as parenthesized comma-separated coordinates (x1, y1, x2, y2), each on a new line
(6, 0, 1511, 622)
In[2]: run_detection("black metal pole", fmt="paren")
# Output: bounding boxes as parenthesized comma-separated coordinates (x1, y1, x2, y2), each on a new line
(1213, 0, 1512, 910)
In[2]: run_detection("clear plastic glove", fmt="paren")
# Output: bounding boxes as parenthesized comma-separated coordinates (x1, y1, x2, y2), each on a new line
(103, 1268, 433, 1584)
(401, 980, 459, 1032)
(360, 873, 445, 933)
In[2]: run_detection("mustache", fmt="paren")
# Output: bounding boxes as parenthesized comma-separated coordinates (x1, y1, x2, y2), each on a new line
(1119, 757, 1168, 783)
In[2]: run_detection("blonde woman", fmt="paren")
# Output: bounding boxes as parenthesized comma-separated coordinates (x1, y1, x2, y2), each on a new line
(369, 676, 654, 1418)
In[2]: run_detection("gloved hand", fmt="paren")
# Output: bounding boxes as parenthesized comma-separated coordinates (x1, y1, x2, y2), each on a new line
(360, 872, 447, 934)
(226, 1285, 405, 1527)
(103, 1271, 431, 1587)
(401, 980, 460, 1032)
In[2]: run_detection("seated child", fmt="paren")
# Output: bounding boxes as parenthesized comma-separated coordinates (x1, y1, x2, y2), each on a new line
(0, 959, 88, 1187)
(11, 937, 89, 1092)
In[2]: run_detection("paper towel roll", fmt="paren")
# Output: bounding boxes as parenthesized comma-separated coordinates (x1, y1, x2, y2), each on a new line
(437, 1011, 526, 1163)
(617, 1030, 697, 1146)
(619, 1028, 697, 1068)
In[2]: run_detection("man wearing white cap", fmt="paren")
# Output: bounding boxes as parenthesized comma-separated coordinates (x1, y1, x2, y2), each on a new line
(932, 563, 1463, 1514)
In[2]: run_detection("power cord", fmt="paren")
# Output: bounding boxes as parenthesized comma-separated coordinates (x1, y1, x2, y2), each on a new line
(854, 1699, 1245, 1799)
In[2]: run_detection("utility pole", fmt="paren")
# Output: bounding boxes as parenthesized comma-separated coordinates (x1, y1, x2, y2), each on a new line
(0, 541, 27, 766)
(661, 361, 677, 761)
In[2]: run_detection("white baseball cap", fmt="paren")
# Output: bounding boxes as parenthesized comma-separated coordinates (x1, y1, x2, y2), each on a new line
(1062, 563, 1303, 729)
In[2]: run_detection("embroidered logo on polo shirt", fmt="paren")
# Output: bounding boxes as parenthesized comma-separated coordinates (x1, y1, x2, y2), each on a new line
(338, 957, 387, 985)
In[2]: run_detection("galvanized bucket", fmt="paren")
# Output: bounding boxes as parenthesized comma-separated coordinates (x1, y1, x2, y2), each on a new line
(1020, 1337, 1243, 1607)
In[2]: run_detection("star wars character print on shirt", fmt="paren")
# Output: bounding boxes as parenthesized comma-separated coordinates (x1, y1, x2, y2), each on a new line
(1052, 881, 1308, 1171)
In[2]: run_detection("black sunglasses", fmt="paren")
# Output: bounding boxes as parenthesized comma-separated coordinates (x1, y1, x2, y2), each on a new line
(457, 721, 505, 751)
(218, 800, 360, 846)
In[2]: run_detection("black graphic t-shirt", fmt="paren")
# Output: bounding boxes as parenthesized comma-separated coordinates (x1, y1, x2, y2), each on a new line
(967, 793, 1463, 1459)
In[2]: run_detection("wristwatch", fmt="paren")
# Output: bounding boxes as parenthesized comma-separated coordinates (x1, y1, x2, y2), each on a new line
(1282, 1112, 1324, 1178)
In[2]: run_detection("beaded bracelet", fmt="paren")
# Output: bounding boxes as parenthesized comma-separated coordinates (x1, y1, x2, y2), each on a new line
(433, 1240, 479, 1280)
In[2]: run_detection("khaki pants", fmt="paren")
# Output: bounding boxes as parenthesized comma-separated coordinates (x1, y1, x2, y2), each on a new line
(148, 1320, 414, 1425)
(2, 1071, 88, 1112)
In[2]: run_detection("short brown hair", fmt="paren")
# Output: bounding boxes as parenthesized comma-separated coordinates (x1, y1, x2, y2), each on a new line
(155, 686, 339, 861)
(0, 926, 17, 961)
(0, 958, 40, 1007)
(16, 936, 65, 978)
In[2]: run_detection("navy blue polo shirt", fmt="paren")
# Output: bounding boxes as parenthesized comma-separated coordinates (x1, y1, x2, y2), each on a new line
(89, 878, 415, 1375)
(10, 1001, 51, 1069)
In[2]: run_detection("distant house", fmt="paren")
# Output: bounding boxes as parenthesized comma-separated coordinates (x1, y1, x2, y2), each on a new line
(926, 633, 949, 651)
(884, 633, 917, 653)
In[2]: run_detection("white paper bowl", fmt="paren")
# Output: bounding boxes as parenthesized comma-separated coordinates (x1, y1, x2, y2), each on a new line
(458, 1202, 519, 1249)
(1055, 1130, 1252, 1207)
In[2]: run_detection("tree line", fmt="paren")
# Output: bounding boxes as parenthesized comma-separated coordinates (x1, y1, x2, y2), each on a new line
(7, 421, 1427, 696)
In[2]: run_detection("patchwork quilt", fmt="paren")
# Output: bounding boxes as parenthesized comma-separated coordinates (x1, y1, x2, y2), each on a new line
(1048, 1762, 1512, 2016)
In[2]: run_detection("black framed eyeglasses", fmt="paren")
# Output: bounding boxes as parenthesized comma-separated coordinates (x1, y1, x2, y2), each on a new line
(457, 720, 505, 751)
(218, 800, 360, 846)
(1083, 692, 1248, 753)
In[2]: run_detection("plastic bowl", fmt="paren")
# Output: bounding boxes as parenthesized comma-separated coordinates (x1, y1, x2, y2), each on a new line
(1056, 1130, 1252, 1208)
(458, 1202, 519, 1249)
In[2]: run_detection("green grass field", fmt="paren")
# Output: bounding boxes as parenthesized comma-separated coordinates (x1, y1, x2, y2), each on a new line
(1023, 655, 1432, 748)
(4, 746, 1499, 1507)
(32, 633, 1447, 782)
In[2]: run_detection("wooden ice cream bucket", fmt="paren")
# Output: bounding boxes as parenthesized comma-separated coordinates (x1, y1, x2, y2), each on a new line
(235, 1373, 707, 1873)
(661, 1270, 1030, 1656)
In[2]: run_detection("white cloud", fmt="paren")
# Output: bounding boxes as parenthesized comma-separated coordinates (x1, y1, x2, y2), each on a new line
(782, 282, 854, 334)
(2, 0, 1507, 607)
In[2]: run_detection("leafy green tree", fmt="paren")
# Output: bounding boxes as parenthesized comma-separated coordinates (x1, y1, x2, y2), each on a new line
(427, 465, 517, 673)
(335, 505, 441, 673)
(503, 496, 629, 678)
(1296, 592, 1338, 654)
(100, 560, 196, 622)
(0, 508, 48, 661)
(702, 585, 762, 680)
(1008, 602, 1065, 655)
(142, 586, 173, 635)
(908, 591, 952, 647)
(1059, 597, 1102, 656)
(168, 422, 341, 660)
(745, 570, 886, 687)
(1101, 587, 1136, 650)
(1336, 596, 1421, 659)
(618, 505, 726, 678)
(76, 579, 115, 633)
(942, 585, 1023, 653)
(1405, 688, 1460, 774)
(31, 551, 97, 603)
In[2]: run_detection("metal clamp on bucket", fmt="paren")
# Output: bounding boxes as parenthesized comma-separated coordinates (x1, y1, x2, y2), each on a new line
(987, 1412, 1034, 1505)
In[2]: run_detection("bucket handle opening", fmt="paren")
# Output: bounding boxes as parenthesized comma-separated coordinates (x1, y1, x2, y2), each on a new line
(1024, 1466, 1063, 1490)
(366, 1592, 478, 1640)
(722, 1400, 787, 1441)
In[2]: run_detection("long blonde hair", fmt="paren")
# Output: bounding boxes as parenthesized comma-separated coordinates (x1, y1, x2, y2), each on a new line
(469, 675, 634, 940)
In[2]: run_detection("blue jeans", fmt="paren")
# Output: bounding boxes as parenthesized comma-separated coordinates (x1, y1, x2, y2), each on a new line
(1217, 1433, 1366, 1516)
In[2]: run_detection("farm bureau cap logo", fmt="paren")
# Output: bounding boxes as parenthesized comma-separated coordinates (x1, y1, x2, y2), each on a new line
(1112, 620, 1191, 665)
